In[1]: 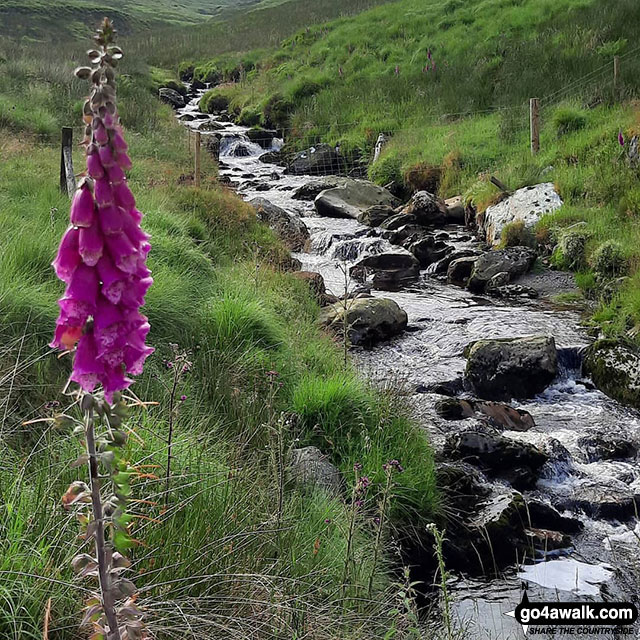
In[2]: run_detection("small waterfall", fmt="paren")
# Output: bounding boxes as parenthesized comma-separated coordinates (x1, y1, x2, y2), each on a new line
(219, 134, 265, 158)
(556, 345, 585, 379)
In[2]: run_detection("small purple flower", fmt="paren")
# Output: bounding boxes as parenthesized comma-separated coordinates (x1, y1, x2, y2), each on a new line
(324, 518, 332, 524)
(427, 48, 432, 60)
(353, 462, 363, 472)
(373, 517, 381, 526)
(619, 130, 625, 147)
(180, 395, 187, 402)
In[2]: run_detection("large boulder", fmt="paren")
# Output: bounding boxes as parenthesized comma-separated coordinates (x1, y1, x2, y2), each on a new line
(159, 88, 185, 109)
(350, 248, 420, 291)
(447, 256, 477, 287)
(467, 246, 536, 293)
(443, 423, 548, 489)
(250, 198, 310, 251)
(285, 143, 344, 176)
(358, 204, 396, 227)
(314, 179, 399, 219)
(465, 335, 558, 400)
(246, 127, 278, 149)
(289, 447, 343, 495)
(483, 183, 563, 246)
(320, 297, 408, 346)
(583, 339, 640, 408)
(293, 179, 346, 201)
(396, 190, 448, 226)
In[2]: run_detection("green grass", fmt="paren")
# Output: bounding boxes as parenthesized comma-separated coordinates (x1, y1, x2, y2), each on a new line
(0, 59, 437, 636)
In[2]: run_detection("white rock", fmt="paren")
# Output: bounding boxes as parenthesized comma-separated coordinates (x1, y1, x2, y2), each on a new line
(483, 183, 563, 246)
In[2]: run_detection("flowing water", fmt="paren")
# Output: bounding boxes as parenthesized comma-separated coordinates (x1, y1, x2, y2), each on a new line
(177, 89, 640, 638)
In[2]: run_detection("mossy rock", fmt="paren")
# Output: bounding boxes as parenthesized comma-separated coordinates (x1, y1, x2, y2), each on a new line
(583, 339, 640, 407)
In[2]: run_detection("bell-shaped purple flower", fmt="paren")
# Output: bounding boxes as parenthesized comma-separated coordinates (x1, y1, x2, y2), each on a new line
(79, 224, 104, 266)
(105, 232, 138, 274)
(87, 150, 105, 179)
(70, 333, 104, 393)
(98, 205, 124, 236)
(70, 182, 95, 228)
(52, 226, 81, 282)
(114, 181, 135, 210)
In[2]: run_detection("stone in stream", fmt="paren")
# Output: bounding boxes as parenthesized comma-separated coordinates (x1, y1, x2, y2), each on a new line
(430, 248, 481, 275)
(447, 256, 477, 287)
(249, 197, 310, 252)
(583, 339, 640, 408)
(159, 87, 185, 109)
(467, 246, 537, 293)
(443, 423, 548, 489)
(245, 127, 278, 149)
(577, 432, 637, 462)
(465, 335, 558, 400)
(487, 283, 540, 299)
(349, 248, 420, 291)
(435, 397, 535, 431)
(444, 195, 466, 223)
(259, 151, 283, 164)
(285, 143, 344, 176)
(525, 499, 584, 535)
(314, 179, 399, 219)
(289, 446, 343, 495)
(408, 236, 453, 268)
(358, 204, 396, 227)
(555, 479, 640, 521)
(379, 212, 420, 231)
(319, 297, 408, 346)
(397, 190, 448, 226)
(481, 183, 563, 246)
(292, 179, 345, 201)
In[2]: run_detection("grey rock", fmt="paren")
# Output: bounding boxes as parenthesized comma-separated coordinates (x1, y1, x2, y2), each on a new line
(397, 190, 448, 226)
(250, 198, 310, 251)
(465, 335, 558, 400)
(285, 143, 344, 176)
(159, 87, 185, 109)
(447, 256, 477, 286)
(314, 179, 399, 219)
(289, 447, 343, 495)
(467, 246, 537, 293)
(358, 204, 396, 227)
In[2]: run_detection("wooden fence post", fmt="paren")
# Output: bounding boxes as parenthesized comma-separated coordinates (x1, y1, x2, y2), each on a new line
(194, 131, 201, 188)
(614, 55, 620, 90)
(60, 127, 76, 196)
(530, 98, 540, 155)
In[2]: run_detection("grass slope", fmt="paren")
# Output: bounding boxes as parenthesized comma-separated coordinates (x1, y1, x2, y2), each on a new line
(0, 45, 437, 638)
(191, 0, 640, 342)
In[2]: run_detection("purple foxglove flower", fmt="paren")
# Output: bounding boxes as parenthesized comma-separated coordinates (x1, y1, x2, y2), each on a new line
(87, 150, 105, 179)
(94, 122, 109, 146)
(52, 226, 81, 282)
(114, 181, 135, 210)
(105, 232, 138, 274)
(98, 144, 116, 168)
(98, 205, 124, 236)
(79, 224, 104, 266)
(116, 152, 132, 171)
(94, 178, 113, 208)
(70, 334, 104, 392)
(51, 35, 153, 400)
(107, 164, 125, 185)
(70, 182, 95, 227)
(112, 129, 128, 152)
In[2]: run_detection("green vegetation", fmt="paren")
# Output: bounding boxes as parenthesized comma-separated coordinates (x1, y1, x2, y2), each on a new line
(0, 26, 437, 636)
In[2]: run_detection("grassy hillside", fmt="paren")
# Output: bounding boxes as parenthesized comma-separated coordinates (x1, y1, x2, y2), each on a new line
(191, 0, 640, 342)
(0, 26, 438, 637)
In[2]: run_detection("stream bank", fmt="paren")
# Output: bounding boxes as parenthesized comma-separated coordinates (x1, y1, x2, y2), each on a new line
(175, 86, 640, 638)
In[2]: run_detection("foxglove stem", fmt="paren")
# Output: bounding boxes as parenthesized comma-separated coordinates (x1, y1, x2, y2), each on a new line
(84, 396, 121, 640)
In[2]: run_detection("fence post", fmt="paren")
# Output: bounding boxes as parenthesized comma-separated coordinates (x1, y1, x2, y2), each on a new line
(614, 55, 620, 90)
(60, 127, 76, 196)
(529, 98, 540, 155)
(194, 131, 201, 188)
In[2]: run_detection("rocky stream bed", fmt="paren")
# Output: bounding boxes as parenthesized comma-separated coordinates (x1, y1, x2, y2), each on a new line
(174, 86, 640, 638)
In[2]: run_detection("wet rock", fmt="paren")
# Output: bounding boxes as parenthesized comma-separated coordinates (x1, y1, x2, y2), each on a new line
(465, 335, 558, 400)
(315, 179, 399, 220)
(473, 401, 535, 431)
(231, 143, 254, 158)
(379, 213, 420, 231)
(397, 190, 448, 226)
(285, 143, 344, 176)
(583, 339, 640, 408)
(246, 127, 278, 149)
(556, 479, 640, 521)
(191, 78, 206, 91)
(577, 433, 637, 462)
(409, 236, 454, 268)
(445, 195, 466, 223)
(358, 204, 396, 227)
(350, 248, 420, 291)
(467, 246, 537, 293)
(292, 179, 344, 201)
(486, 271, 510, 289)
(178, 113, 195, 121)
(525, 499, 584, 535)
(430, 248, 481, 275)
(159, 88, 185, 109)
(435, 397, 474, 419)
(384, 224, 428, 247)
(289, 447, 343, 495)
(443, 424, 548, 489)
(250, 198, 310, 251)
(447, 256, 477, 287)
(417, 378, 465, 396)
(260, 152, 283, 165)
(320, 297, 408, 346)
(436, 462, 492, 513)
(331, 237, 390, 262)
(198, 120, 226, 132)
(482, 183, 563, 246)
